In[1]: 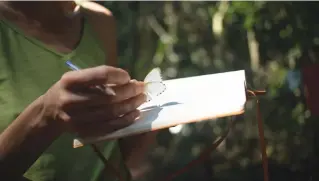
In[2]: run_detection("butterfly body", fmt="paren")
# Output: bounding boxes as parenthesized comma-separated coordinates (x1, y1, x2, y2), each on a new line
(143, 68, 166, 105)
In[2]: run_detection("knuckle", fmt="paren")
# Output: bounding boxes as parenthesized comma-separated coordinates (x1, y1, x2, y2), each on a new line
(129, 111, 138, 120)
(132, 82, 140, 95)
(117, 116, 133, 127)
(99, 65, 110, 75)
(130, 80, 144, 96)
(122, 70, 130, 80)
(109, 105, 120, 117)
(133, 99, 141, 108)
(122, 103, 132, 114)
(121, 114, 132, 123)
(109, 95, 144, 117)
(60, 72, 73, 85)
(123, 96, 142, 112)
(134, 94, 146, 107)
(59, 92, 72, 109)
(124, 84, 137, 98)
(100, 65, 109, 72)
(123, 111, 139, 123)
(58, 112, 72, 123)
(97, 65, 111, 82)
(117, 68, 130, 82)
(116, 103, 131, 116)
(127, 100, 137, 111)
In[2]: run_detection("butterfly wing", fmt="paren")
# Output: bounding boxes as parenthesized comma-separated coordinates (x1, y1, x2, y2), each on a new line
(144, 68, 163, 83)
(143, 67, 166, 102)
(145, 81, 166, 102)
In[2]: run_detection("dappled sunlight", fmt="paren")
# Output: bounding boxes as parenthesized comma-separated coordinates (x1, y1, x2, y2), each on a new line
(98, 1, 319, 181)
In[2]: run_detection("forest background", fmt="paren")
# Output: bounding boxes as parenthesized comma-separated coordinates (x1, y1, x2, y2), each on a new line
(100, 2, 319, 181)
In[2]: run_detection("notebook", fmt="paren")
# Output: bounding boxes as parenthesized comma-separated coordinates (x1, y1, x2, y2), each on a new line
(73, 70, 247, 148)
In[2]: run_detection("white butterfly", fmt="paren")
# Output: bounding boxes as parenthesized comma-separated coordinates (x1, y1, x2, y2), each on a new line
(144, 67, 166, 102)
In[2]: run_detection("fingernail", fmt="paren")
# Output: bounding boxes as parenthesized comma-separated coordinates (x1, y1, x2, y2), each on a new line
(105, 87, 116, 96)
(130, 79, 137, 83)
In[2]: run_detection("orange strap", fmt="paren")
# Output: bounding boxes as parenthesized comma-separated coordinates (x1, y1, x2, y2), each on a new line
(93, 90, 269, 181)
(247, 90, 269, 181)
(160, 117, 235, 181)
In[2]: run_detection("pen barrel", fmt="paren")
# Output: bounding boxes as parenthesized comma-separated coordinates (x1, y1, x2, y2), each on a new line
(95, 85, 116, 96)
(66, 60, 116, 96)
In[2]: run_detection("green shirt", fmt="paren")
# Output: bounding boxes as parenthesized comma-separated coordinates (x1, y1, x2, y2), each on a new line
(0, 17, 130, 181)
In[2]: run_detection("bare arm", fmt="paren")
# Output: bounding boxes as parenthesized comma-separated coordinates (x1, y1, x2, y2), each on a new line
(0, 96, 61, 179)
(78, 1, 118, 66)
(0, 64, 144, 180)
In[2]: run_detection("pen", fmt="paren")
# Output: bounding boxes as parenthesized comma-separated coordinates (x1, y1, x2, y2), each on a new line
(65, 60, 116, 96)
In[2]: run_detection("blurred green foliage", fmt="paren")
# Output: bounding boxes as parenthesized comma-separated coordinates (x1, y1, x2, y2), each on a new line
(99, 1, 319, 181)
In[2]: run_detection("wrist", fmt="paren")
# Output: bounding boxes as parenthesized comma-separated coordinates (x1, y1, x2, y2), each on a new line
(34, 95, 64, 138)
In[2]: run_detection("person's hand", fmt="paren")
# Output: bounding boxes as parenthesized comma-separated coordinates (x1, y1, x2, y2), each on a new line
(42, 65, 146, 138)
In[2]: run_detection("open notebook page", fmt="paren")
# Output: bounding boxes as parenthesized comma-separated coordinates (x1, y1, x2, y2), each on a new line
(73, 70, 247, 148)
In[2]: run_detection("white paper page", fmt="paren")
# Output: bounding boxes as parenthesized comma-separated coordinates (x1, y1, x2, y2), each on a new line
(73, 70, 247, 147)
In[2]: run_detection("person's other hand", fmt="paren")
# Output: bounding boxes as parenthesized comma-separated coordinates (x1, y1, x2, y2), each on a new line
(42, 65, 146, 138)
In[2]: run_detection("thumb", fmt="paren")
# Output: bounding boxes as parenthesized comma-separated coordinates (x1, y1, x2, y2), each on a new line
(74, 0, 112, 17)
(62, 65, 130, 88)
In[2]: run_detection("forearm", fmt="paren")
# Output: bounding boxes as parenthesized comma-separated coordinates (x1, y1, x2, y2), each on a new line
(0, 96, 61, 179)
(119, 131, 158, 169)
